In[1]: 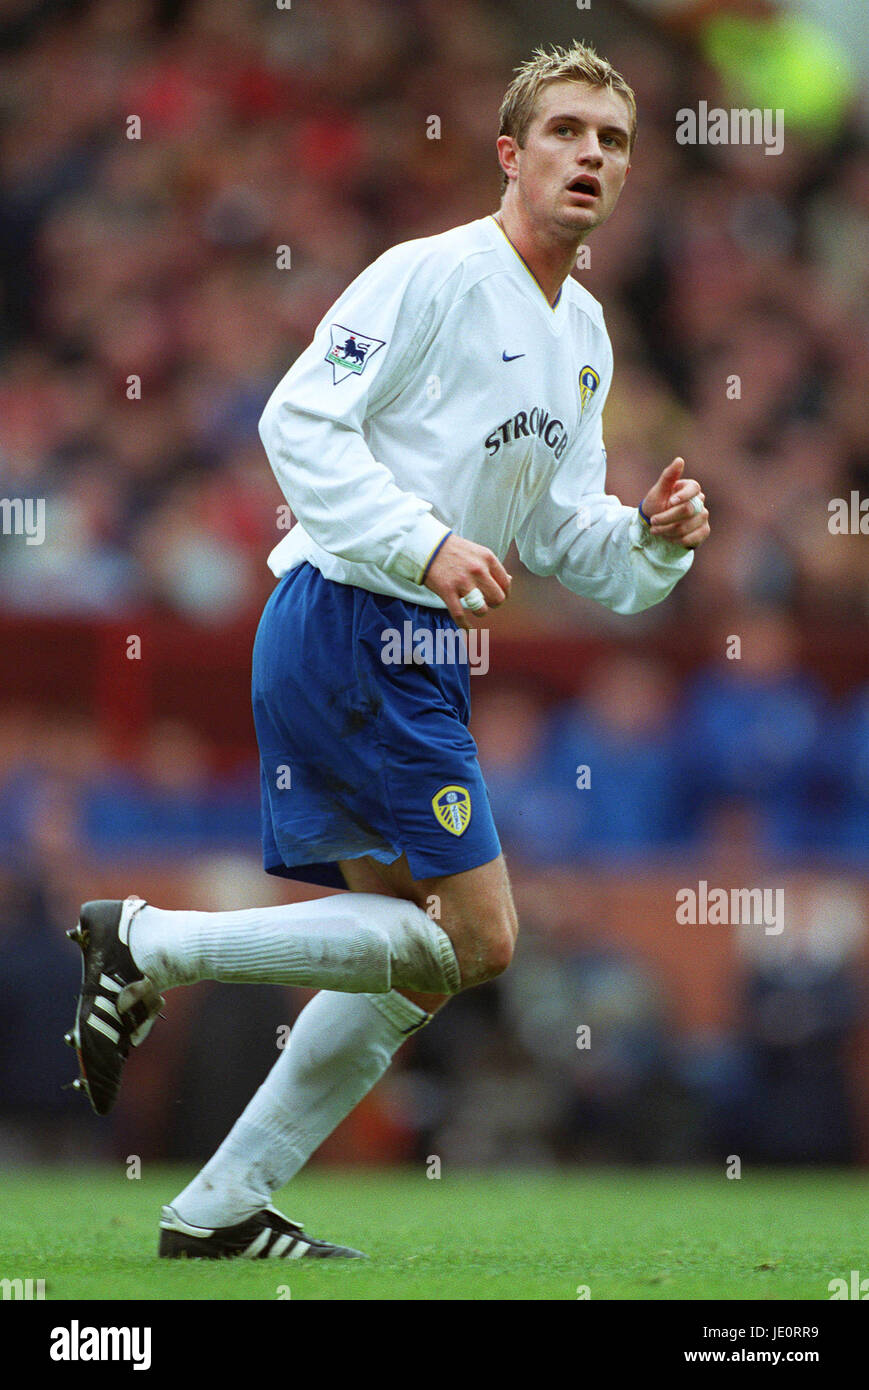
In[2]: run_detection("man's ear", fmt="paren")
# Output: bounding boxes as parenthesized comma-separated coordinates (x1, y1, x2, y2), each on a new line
(496, 134, 519, 182)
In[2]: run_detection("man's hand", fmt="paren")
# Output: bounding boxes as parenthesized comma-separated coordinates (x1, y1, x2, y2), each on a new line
(423, 533, 512, 627)
(642, 457, 710, 549)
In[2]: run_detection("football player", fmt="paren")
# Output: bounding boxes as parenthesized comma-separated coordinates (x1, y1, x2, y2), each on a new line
(67, 41, 709, 1260)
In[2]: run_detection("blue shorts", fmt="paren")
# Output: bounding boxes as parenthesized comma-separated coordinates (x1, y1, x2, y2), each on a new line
(252, 562, 501, 890)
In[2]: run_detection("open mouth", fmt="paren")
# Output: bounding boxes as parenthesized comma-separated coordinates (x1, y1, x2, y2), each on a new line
(567, 176, 600, 197)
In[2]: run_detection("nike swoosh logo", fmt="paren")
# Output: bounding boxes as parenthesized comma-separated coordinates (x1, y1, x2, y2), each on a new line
(502, 351, 525, 362)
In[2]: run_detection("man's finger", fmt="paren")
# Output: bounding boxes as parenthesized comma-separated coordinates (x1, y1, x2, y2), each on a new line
(454, 602, 484, 627)
(454, 581, 494, 621)
(656, 456, 685, 491)
(460, 586, 488, 613)
(651, 494, 704, 527)
(679, 517, 711, 548)
(666, 480, 702, 506)
(652, 512, 710, 544)
(486, 555, 512, 595)
(652, 511, 708, 537)
(447, 597, 474, 628)
(476, 576, 506, 607)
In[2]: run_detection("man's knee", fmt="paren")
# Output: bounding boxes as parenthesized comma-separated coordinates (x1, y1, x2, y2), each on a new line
(348, 851, 519, 993)
(477, 923, 516, 984)
(449, 900, 517, 990)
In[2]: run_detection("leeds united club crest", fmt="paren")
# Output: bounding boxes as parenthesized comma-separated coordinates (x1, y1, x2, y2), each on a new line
(432, 784, 471, 837)
(578, 364, 600, 414)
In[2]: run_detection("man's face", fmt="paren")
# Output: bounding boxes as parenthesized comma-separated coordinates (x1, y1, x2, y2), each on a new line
(499, 80, 632, 240)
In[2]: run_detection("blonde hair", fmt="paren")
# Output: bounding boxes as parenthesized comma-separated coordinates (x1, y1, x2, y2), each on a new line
(498, 42, 637, 193)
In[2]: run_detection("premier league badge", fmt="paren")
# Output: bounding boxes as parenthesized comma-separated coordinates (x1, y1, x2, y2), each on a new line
(325, 325, 386, 384)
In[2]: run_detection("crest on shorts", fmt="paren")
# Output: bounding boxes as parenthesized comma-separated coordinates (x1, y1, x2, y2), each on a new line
(325, 325, 385, 384)
(432, 784, 471, 837)
(578, 365, 600, 414)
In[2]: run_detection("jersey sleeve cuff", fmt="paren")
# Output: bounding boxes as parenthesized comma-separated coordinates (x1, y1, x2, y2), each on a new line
(389, 515, 454, 585)
(628, 512, 694, 569)
(420, 528, 453, 582)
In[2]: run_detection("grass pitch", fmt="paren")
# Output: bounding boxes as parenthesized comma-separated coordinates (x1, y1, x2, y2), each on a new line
(2, 1166, 865, 1301)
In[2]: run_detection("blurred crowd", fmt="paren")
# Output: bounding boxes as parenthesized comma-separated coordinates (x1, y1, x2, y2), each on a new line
(0, 0, 866, 859)
(0, 607, 867, 867)
(0, 0, 866, 628)
(1, 849, 862, 1168)
(0, 0, 866, 1166)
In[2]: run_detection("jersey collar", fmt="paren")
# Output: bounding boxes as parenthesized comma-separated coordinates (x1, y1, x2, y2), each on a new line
(488, 214, 567, 316)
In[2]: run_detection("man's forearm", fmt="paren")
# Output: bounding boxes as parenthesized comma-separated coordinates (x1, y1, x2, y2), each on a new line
(258, 394, 452, 584)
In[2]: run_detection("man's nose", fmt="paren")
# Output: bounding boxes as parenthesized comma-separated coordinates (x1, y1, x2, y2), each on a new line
(575, 135, 604, 164)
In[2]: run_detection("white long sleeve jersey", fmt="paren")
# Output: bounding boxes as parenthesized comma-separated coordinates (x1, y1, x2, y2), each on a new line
(260, 214, 693, 614)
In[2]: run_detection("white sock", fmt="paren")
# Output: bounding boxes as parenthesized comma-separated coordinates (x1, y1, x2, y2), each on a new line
(127, 894, 460, 996)
(171, 988, 430, 1228)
